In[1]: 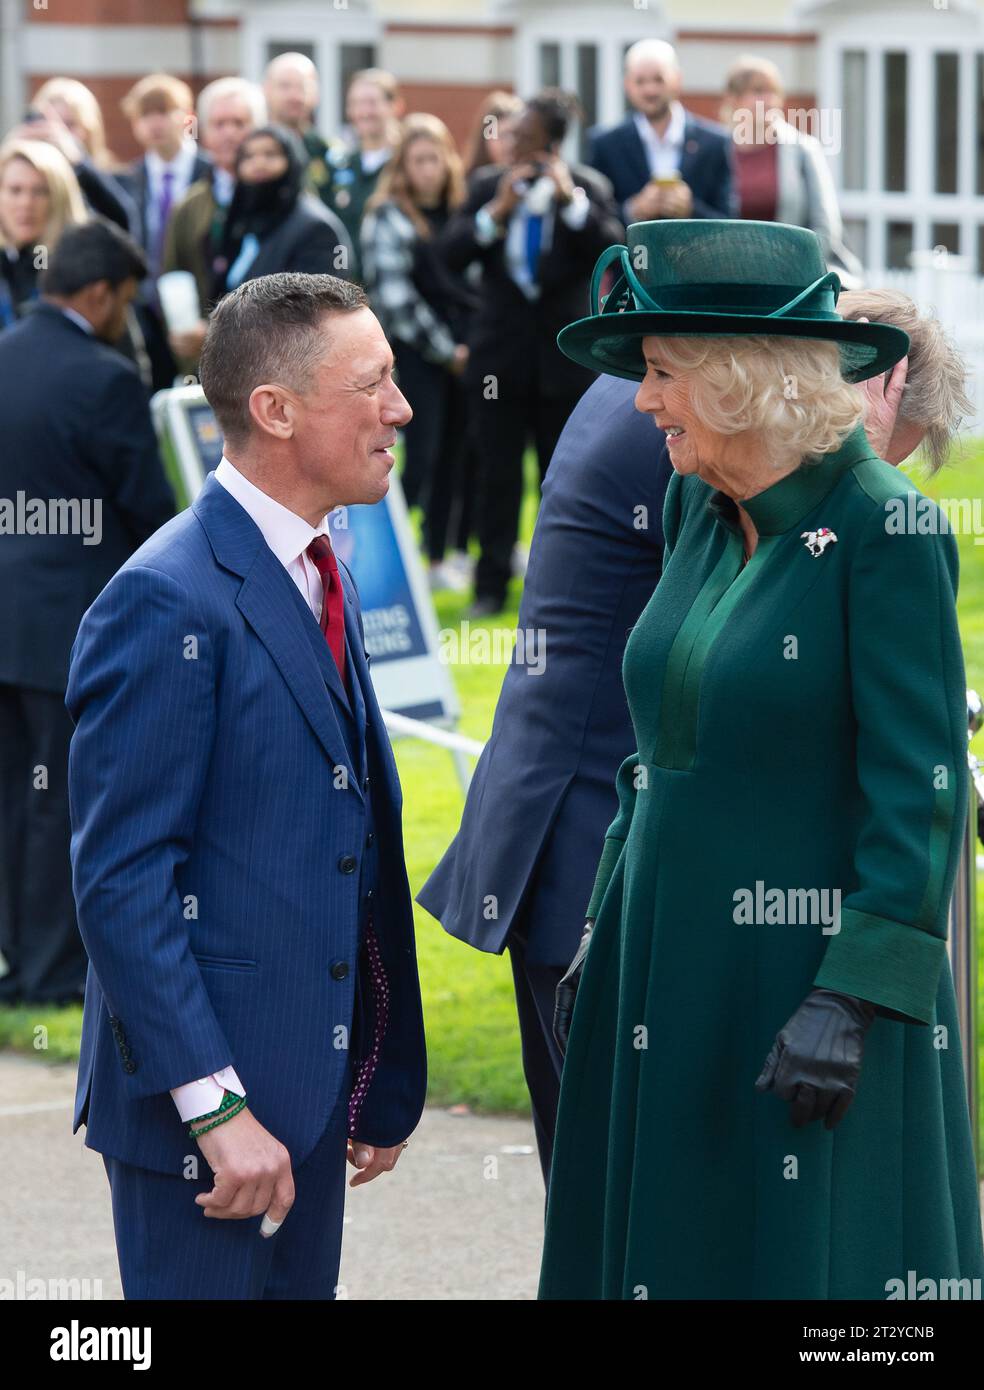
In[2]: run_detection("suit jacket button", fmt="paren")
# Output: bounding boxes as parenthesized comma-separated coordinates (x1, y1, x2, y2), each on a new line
(119, 1044, 132, 1060)
(330, 961, 350, 981)
(362, 776, 370, 792)
(338, 853, 357, 874)
(122, 1060, 137, 1074)
(366, 832, 374, 847)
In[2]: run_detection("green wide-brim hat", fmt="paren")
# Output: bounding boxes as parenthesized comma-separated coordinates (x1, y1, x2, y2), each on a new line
(557, 220, 908, 384)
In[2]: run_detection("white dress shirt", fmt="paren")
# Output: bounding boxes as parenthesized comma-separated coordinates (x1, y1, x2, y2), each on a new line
(144, 143, 200, 249)
(634, 101, 687, 179)
(474, 182, 590, 301)
(169, 456, 335, 1124)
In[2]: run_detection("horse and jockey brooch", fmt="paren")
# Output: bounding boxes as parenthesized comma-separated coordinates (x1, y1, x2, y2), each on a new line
(801, 527, 838, 558)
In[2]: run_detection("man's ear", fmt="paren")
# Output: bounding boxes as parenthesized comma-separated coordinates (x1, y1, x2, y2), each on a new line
(248, 383, 297, 442)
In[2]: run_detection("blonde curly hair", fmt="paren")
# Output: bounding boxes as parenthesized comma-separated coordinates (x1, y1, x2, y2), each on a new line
(650, 335, 865, 465)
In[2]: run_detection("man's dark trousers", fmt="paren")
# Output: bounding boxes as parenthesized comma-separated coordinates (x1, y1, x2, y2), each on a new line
(0, 685, 84, 1001)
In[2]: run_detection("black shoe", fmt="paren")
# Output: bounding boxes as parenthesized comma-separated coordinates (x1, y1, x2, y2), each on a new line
(464, 596, 505, 619)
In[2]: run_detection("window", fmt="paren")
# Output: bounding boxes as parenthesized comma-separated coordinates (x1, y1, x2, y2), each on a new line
(339, 44, 376, 126)
(841, 52, 867, 192)
(576, 45, 598, 158)
(935, 53, 958, 195)
(883, 52, 907, 192)
(886, 220, 914, 269)
(539, 43, 561, 89)
(931, 222, 960, 256)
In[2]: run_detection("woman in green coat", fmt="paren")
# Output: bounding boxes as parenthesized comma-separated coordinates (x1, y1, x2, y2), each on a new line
(539, 220, 984, 1300)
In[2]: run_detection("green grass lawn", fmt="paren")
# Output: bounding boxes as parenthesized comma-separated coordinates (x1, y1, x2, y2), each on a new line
(2, 444, 983, 1148)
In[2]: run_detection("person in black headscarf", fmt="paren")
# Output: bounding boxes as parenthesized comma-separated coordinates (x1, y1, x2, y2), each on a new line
(206, 124, 352, 303)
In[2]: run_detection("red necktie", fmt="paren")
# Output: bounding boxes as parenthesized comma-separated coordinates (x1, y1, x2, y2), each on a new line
(306, 536, 348, 692)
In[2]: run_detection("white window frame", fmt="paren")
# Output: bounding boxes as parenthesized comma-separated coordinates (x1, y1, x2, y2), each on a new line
(813, 0, 984, 274)
(512, 3, 672, 157)
(238, 1, 381, 143)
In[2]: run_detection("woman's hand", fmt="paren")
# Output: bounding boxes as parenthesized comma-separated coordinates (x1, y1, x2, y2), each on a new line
(755, 987, 876, 1129)
(553, 918, 594, 1055)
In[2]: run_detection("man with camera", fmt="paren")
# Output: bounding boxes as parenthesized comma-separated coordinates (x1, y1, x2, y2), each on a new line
(438, 89, 624, 617)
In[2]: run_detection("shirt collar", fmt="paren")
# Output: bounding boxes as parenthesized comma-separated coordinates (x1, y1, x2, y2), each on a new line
(59, 305, 95, 335)
(146, 143, 197, 185)
(635, 101, 686, 149)
(212, 167, 235, 206)
(708, 425, 876, 536)
(214, 456, 330, 568)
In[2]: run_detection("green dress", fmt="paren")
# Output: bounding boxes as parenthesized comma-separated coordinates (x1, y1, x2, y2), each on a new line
(538, 425, 984, 1300)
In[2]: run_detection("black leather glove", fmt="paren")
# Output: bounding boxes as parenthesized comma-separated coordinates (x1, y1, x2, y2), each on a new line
(755, 987, 876, 1130)
(552, 919, 594, 1056)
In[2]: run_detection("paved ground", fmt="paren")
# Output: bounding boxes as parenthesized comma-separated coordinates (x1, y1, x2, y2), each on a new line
(0, 1052, 544, 1300)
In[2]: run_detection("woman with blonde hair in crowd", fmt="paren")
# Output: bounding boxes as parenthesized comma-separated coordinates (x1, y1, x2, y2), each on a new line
(362, 113, 478, 588)
(721, 54, 862, 286)
(0, 139, 86, 329)
(10, 77, 135, 229)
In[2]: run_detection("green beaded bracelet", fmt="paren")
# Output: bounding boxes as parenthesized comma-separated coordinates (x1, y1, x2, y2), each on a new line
(188, 1089, 246, 1138)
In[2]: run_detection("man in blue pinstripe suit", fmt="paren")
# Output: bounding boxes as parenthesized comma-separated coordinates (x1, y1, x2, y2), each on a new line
(66, 272, 426, 1299)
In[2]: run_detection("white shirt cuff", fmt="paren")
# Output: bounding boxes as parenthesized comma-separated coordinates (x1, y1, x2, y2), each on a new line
(170, 1066, 246, 1123)
(559, 187, 590, 230)
(474, 204, 504, 245)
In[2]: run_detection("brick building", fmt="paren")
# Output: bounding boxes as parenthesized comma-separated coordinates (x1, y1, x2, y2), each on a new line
(3, 0, 984, 276)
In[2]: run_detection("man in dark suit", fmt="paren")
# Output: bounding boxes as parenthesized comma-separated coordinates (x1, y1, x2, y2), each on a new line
(439, 90, 625, 617)
(588, 38, 735, 224)
(117, 74, 212, 391)
(0, 220, 175, 1006)
(418, 374, 672, 1184)
(67, 272, 426, 1299)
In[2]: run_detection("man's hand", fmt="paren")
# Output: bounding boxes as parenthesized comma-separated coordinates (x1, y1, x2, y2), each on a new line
(655, 179, 693, 218)
(858, 346, 909, 461)
(542, 154, 575, 205)
(448, 343, 469, 377)
(347, 1139, 406, 1187)
(486, 163, 539, 224)
(169, 320, 208, 361)
(627, 179, 693, 222)
(193, 1105, 295, 1231)
(626, 182, 664, 222)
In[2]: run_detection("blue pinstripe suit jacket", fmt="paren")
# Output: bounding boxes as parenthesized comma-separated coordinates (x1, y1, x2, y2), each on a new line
(66, 472, 426, 1177)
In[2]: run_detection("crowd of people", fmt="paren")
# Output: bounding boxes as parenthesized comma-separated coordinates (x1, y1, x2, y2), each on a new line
(2, 29, 983, 1307)
(1, 38, 870, 613)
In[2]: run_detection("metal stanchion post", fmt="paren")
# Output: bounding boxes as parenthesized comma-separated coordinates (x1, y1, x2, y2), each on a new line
(950, 691, 982, 1167)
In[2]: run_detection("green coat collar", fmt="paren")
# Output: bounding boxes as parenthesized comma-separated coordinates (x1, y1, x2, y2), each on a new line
(707, 425, 876, 536)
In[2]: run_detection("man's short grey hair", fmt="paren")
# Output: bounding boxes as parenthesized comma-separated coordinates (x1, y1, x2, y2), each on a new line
(199, 273, 369, 447)
(197, 77, 267, 133)
(624, 38, 680, 73)
(838, 287, 972, 472)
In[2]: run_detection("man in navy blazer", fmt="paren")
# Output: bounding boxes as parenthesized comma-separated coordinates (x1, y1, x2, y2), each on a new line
(588, 38, 735, 224)
(418, 374, 671, 1185)
(0, 221, 174, 1009)
(67, 272, 426, 1299)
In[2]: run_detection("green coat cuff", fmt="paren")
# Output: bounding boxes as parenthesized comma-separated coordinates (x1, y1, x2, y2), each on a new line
(586, 836, 625, 919)
(813, 907, 947, 1025)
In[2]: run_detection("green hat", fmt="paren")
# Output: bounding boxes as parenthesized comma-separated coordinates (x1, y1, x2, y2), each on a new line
(557, 220, 908, 384)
